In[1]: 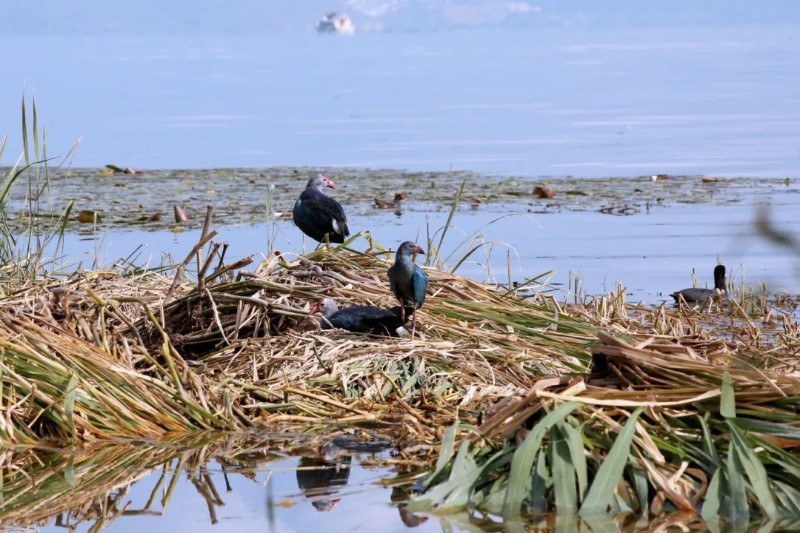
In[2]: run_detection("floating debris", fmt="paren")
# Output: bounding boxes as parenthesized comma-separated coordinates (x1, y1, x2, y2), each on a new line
(174, 204, 189, 222)
(316, 12, 355, 35)
(105, 163, 144, 175)
(76, 209, 102, 223)
(531, 185, 556, 199)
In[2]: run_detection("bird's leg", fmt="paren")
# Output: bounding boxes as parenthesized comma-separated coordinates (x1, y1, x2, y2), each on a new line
(411, 307, 417, 338)
(399, 301, 406, 323)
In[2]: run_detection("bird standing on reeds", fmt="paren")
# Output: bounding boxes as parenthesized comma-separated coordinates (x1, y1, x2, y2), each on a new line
(387, 241, 428, 336)
(292, 174, 349, 244)
(671, 264, 726, 304)
(310, 298, 410, 336)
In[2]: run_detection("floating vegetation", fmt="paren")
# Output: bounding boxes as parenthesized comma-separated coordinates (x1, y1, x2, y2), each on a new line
(0, 163, 798, 232)
(0, 231, 596, 445)
(412, 332, 800, 525)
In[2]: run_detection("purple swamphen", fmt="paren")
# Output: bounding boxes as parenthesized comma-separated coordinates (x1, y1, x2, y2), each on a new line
(293, 174, 350, 244)
(310, 298, 411, 336)
(387, 241, 428, 336)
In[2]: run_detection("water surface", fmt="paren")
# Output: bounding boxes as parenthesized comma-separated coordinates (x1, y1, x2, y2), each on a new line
(62, 201, 800, 305)
(2, 11, 799, 177)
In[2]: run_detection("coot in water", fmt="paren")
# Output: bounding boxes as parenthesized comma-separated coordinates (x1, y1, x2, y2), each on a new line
(671, 264, 726, 304)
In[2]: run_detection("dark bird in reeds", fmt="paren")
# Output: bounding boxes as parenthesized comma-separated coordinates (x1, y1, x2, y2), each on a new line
(671, 264, 727, 304)
(292, 174, 349, 244)
(374, 192, 408, 211)
(387, 241, 428, 336)
(310, 298, 411, 336)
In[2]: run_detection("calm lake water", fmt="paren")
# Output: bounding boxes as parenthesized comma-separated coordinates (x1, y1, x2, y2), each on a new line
(3, 2, 800, 531)
(64, 201, 800, 304)
(2, 5, 800, 177)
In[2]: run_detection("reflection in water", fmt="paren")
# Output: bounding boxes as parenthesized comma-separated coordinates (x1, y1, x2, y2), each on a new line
(0, 435, 415, 532)
(295, 455, 353, 512)
(186, 466, 229, 525)
(3, 424, 797, 531)
(391, 486, 429, 528)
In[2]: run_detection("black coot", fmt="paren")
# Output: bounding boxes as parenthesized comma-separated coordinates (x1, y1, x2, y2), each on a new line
(671, 264, 726, 304)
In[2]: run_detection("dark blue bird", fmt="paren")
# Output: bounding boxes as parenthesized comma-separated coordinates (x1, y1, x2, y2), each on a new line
(310, 298, 412, 336)
(671, 264, 727, 304)
(387, 241, 428, 336)
(292, 174, 350, 244)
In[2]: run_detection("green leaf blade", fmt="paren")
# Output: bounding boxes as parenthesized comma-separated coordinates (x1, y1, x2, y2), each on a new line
(579, 407, 644, 516)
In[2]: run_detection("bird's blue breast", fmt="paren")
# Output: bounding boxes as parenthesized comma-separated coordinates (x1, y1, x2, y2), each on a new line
(412, 266, 428, 308)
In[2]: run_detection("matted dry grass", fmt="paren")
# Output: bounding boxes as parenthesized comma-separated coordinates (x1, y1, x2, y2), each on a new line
(1, 235, 799, 448)
(0, 237, 601, 445)
(2, 235, 800, 524)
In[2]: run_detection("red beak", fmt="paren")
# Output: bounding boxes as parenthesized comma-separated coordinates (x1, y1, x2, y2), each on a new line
(320, 174, 336, 190)
(309, 301, 321, 314)
(414, 245, 425, 255)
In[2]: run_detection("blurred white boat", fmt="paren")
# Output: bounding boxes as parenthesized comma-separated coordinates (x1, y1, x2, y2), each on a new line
(316, 12, 355, 35)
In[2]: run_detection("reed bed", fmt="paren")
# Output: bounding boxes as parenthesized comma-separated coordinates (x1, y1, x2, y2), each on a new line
(2, 223, 800, 524)
(413, 305, 800, 524)
(0, 235, 602, 446)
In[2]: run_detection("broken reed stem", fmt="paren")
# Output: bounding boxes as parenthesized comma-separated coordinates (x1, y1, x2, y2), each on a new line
(196, 205, 215, 294)
(163, 215, 218, 308)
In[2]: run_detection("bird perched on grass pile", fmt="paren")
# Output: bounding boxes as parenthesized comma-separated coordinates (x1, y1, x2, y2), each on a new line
(310, 298, 411, 337)
(292, 174, 349, 244)
(387, 241, 428, 336)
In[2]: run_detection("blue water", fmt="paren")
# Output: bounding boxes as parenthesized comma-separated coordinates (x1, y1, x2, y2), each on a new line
(106, 456, 426, 533)
(2, 3, 800, 177)
(61, 201, 800, 304)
